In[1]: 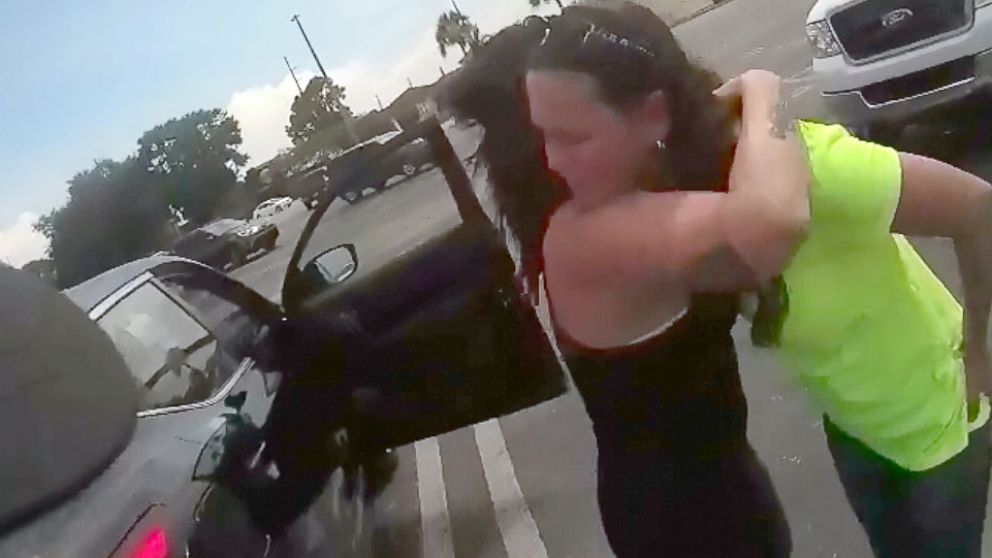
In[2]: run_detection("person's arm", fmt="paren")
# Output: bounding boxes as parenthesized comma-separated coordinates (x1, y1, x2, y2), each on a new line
(892, 153, 992, 403)
(550, 70, 809, 293)
(688, 70, 810, 290)
(717, 70, 811, 234)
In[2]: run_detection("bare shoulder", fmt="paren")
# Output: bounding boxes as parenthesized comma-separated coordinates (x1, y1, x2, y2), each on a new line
(544, 192, 722, 286)
(543, 196, 698, 346)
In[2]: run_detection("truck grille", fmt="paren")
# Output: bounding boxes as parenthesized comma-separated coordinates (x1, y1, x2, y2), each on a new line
(860, 55, 974, 106)
(831, 0, 972, 62)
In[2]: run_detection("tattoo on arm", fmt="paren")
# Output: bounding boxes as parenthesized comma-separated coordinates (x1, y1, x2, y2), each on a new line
(770, 83, 796, 140)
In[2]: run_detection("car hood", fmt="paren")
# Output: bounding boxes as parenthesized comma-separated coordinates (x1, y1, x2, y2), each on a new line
(807, 0, 858, 22)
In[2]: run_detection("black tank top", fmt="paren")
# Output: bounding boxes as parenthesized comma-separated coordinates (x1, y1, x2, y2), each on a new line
(553, 292, 749, 457)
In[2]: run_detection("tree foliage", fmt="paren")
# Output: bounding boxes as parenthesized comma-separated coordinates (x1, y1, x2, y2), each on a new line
(35, 158, 171, 288)
(529, 0, 564, 8)
(435, 11, 482, 58)
(286, 77, 353, 147)
(35, 108, 250, 288)
(138, 108, 248, 226)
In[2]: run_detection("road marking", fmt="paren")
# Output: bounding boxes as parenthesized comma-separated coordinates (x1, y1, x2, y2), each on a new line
(791, 84, 815, 99)
(474, 419, 550, 558)
(414, 437, 456, 558)
(785, 65, 813, 83)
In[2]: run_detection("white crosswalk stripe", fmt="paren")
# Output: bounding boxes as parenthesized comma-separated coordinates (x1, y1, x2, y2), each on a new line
(474, 419, 550, 558)
(415, 437, 456, 558)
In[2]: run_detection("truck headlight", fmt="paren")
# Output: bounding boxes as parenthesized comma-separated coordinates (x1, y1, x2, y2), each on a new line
(236, 225, 261, 237)
(805, 20, 842, 58)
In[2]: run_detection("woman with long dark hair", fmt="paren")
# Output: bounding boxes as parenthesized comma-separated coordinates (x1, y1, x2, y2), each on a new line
(448, 3, 802, 556)
(450, 2, 992, 556)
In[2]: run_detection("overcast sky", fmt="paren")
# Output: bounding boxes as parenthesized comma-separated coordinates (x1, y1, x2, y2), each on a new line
(0, 0, 558, 266)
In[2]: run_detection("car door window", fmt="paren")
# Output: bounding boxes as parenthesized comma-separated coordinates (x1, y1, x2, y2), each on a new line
(297, 133, 460, 279)
(97, 281, 221, 411)
(159, 274, 265, 366)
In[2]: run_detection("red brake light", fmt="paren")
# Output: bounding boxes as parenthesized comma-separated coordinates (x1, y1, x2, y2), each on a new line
(131, 528, 168, 558)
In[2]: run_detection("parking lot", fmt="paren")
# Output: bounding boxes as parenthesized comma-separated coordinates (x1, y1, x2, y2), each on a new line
(222, 2, 992, 556)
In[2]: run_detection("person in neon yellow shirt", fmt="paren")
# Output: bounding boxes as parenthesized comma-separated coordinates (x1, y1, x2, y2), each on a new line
(751, 119, 992, 557)
(444, 5, 992, 551)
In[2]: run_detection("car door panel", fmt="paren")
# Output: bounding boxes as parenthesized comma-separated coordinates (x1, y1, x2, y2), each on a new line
(286, 119, 566, 450)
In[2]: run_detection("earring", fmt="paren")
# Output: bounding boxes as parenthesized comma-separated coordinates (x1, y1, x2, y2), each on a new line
(656, 139, 667, 151)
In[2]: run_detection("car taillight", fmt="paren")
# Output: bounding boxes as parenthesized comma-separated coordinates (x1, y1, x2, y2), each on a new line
(130, 528, 168, 558)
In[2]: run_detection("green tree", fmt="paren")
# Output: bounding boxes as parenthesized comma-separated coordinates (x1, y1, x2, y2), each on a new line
(137, 109, 248, 226)
(435, 10, 482, 58)
(286, 77, 354, 147)
(35, 158, 171, 288)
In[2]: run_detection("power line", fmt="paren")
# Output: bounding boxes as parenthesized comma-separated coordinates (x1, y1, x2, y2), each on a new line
(283, 56, 304, 96)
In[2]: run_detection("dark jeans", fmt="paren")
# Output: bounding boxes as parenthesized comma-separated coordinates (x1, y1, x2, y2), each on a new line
(824, 416, 992, 558)
(597, 439, 792, 557)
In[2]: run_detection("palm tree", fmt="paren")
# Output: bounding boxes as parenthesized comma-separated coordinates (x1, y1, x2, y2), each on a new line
(529, 0, 565, 9)
(435, 10, 482, 58)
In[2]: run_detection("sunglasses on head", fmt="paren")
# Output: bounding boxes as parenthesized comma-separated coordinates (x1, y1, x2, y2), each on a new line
(523, 14, 656, 59)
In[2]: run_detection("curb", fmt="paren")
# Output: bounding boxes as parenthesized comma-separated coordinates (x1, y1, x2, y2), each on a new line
(671, 0, 736, 27)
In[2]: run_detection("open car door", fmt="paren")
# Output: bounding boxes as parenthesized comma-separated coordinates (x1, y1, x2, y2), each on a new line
(279, 118, 566, 450)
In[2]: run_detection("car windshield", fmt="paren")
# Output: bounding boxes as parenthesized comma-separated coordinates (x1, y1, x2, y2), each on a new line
(5, 1, 992, 556)
(200, 219, 244, 235)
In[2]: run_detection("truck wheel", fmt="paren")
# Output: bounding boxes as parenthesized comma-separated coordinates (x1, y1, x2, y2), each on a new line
(343, 191, 359, 204)
(402, 163, 417, 177)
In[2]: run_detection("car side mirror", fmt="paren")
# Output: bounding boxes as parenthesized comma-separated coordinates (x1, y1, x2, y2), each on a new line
(300, 244, 358, 292)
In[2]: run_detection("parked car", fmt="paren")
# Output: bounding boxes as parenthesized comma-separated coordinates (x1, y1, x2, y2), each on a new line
(806, 0, 992, 139)
(292, 129, 438, 208)
(0, 118, 566, 557)
(251, 197, 294, 221)
(173, 219, 278, 271)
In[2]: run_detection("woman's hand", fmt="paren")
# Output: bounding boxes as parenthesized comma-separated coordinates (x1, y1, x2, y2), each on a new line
(714, 69, 795, 146)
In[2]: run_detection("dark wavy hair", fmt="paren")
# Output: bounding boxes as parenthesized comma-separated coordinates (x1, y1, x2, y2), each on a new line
(446, 2, 737, 299)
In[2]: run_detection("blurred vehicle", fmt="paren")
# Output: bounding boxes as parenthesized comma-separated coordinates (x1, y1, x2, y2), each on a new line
(806, 0, 992, 139)
(0, 119, 566, 557)
(251, 197, 294, 221)
(367, 130, 436, 186)
(173, 219, 278, 271)
(0, 255, 372, 558)
(291, 129, 437, 208)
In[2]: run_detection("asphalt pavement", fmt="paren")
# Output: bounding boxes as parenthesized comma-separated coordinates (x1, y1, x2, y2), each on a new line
(230, 1, 992, 555)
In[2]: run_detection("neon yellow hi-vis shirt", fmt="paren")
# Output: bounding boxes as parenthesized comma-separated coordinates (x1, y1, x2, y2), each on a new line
(777, 121, 988, 472)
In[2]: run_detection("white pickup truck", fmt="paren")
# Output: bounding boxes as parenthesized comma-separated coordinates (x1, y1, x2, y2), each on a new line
(805, 0, 992, 138)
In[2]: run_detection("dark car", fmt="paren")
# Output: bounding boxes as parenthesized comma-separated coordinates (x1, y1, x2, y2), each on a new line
(294, 130, 436, 208)
(0, 118, 566, 557)
(366, 130, 436, 187)
(173, 219, 279, 271)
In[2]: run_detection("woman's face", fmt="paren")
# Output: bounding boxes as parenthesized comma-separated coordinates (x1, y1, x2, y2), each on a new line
(526, 70, 662, 206)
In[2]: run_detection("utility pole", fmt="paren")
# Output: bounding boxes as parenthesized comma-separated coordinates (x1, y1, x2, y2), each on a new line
(290, 13, 358, 143)
(283, 56, 304, 96)
(407, 77, 414, 89)
(290, 15, 328, 80)
(375, 95, 384, 111)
